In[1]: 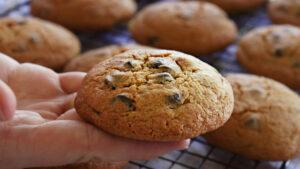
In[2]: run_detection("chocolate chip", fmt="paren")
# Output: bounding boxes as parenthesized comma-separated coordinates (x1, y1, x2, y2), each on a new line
(7, 18, 26, 28)
(12, 44, 26, 53)
(105, 71, 130, 89)
(28, 32, 40, 44)
(91, 107, 101, 115)
(167, 93, 183, 108)
(105, 75, 116, 89)
(147, 36, 159, 46)
(148, 58, 164, 68)
(244, 115, 260, 131)
(124, 60, 139, 69)
(148, 72, 174, 84)
(271, 33, 281, 42)
(292, 61, 300, 68)
(277, 5, 288, 12)
(148, 58, 181, 76)
(296, 9, 300, 17)
(114, 93, 136, 111)
(273, 48, 284, 57)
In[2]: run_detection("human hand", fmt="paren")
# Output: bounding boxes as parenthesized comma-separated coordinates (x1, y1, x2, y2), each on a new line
(0, 53, 190, 169)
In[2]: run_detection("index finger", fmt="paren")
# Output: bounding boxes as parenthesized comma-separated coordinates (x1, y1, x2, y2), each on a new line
(0, 53, 19, 83)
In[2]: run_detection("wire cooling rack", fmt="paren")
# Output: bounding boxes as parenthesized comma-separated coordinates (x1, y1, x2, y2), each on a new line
(1, 0, 300, 169)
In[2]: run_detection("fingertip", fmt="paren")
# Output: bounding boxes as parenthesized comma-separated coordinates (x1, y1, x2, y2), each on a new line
(178, 139, 191, 150)
(0, 80, 16, 121)
(59, 72, 86, 94)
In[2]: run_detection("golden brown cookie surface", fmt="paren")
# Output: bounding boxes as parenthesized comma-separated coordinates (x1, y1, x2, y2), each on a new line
(237, 25, 300, 89)
(0, 17, 80, 70)
(129, 1, 237, 55)
(29, 161, 126, 169)
(268, 0, 300, 26)
(75, 49, 234, 141)
(204, 73, 300, 160)
(64, 44, 153, 72)
(31, 0, 137, 31)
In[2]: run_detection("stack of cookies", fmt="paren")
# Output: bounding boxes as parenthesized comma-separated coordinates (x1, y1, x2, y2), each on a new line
(1, 0, 300, 168)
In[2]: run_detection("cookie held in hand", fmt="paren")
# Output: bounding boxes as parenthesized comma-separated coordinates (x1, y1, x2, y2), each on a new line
(75, 49, 234, 141)
(204, 73, 300, 160)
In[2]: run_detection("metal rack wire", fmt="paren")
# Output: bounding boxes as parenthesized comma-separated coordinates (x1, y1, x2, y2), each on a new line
(1, 0, 300, 169)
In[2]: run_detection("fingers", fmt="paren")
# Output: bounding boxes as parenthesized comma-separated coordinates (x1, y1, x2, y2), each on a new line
(58, 108, 83, 121)
(0, 118, 189, 168)
(0, 53, 19, 83)
(19, 93, 76, 117)
(0, 80, 16, 121)
(59, 72, 86, 94)
(7, 63, 64, 100)
(93, 135, 190, 162)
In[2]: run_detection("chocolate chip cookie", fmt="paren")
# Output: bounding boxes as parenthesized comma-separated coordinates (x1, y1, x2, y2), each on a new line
(268, 0, 300, 26)
(75, 49, 234, 141)
(129, 1, 237, 55)
(31, 0, 137, 31)
(64, 44, 153, 72)
(200, 0, 266, 13)
(204, 73, 300, 160)
(237, 25, 300, 89)
(0, 17, 80, 70)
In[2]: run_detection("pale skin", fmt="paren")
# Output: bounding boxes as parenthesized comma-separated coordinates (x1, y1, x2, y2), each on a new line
(0, 53, 190, 169)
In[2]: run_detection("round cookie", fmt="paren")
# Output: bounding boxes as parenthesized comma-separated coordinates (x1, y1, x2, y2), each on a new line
(64, 44, 152, 72)
(204, 73, 300, 160)
(268, 0, 300, 26)
(0, 17, 80, 70)
(75, 49, 234, 141)
(129, 1, 237, 55)
(30, 161, 126, 169)
(237, 25, 300, 89)
(199, 0, 266, 13)
(31, 0, 137, 31)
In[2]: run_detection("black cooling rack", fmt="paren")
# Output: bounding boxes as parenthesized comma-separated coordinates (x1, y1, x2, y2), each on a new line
(0, 0, 300, 169)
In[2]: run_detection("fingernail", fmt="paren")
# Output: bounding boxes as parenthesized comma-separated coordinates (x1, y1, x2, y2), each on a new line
(180, 139, 191, 150)
(184, 139, 191, 149)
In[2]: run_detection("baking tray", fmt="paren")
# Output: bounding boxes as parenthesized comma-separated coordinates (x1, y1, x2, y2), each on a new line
(0, 0, 300, 169)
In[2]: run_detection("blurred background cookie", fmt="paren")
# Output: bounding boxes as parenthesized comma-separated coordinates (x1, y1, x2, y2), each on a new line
(237, 25, 300, 89)
(129, 1, 237, 55)
(64, 44, 153, 72)
(268, 0, 300, 26)
(31, 0, 137, 31)
(75, 49, 234, 141)
(199, 0, 266, 13)
(204, 73, 300, 160)
(0, 17, 80, 70)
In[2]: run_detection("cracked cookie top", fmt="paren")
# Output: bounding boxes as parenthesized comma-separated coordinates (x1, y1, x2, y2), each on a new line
(75, 49, 234, 141)
(205, 73, 300, 160)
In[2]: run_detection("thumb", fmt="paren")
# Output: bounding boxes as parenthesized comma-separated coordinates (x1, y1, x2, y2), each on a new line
(0, 80, 16, 121)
